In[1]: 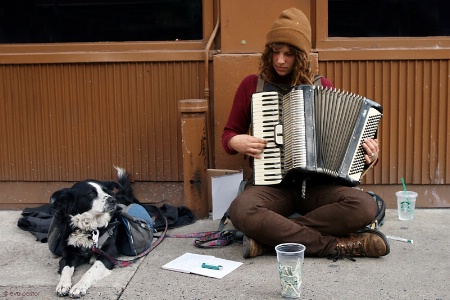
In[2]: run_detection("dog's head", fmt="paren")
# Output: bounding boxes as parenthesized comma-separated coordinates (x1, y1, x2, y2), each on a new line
(50, 180, 122, 249)
(50, 180, 121, 217)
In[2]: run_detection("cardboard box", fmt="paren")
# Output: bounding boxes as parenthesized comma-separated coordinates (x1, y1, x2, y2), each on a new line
(206, 169, 243, 220)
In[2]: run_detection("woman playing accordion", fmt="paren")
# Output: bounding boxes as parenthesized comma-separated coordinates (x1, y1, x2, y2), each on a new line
(222, 7, 389, 260)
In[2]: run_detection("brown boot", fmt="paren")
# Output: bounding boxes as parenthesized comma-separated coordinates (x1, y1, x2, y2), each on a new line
(331, 229, 390, 261)
(242, 235, 272, 258)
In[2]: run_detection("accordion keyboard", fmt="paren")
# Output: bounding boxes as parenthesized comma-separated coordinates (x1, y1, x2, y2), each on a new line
(251, 92, 284, 185)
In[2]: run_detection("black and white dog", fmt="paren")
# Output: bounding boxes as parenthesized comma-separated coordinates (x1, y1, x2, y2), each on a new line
(50, 167, 138, 298)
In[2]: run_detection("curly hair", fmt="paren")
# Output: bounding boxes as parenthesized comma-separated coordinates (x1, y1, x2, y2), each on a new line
(258, 43, 313, 86)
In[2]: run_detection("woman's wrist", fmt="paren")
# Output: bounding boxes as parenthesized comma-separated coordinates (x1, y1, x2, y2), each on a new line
(228, 139, 234, 151)
(228, 136, 237, 152)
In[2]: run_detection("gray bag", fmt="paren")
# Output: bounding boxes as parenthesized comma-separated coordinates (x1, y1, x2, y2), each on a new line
(117, 203, 154, 256)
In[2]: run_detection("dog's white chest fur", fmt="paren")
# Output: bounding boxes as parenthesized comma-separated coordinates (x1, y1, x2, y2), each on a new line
(68, 212, 111, 248)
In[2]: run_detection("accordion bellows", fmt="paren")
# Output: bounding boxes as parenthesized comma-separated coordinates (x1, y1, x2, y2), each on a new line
(251, 85, 383, 186)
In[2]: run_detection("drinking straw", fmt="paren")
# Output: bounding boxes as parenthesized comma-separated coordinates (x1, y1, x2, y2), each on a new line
(386, 235, 413, 244)
(401, 177, 409, 202)
(401, 177, 407, 194)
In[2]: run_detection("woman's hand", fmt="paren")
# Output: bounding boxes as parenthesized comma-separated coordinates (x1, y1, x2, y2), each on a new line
(229, 134, 267, 159)
(362, 138, 379, 164)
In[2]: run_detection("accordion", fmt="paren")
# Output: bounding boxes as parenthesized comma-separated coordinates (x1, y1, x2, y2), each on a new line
(251, 84, 383, 186)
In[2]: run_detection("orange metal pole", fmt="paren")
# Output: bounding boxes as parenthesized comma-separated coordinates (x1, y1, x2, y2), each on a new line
(178, 99, 209, 219)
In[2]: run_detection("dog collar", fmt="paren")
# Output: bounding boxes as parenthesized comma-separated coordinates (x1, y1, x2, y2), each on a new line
(91, 221, 120, 248)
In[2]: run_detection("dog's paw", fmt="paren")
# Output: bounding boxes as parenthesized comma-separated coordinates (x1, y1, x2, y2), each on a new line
(69, 283, 88, 298)
(57, 266, 75, 296)
(56, 283, 71, 297)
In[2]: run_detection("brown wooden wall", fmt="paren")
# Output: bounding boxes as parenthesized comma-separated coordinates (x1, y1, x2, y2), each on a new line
(0, 61, 204, 182)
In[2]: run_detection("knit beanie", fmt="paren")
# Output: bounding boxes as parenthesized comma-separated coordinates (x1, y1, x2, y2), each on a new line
(266, 7, 312, 55)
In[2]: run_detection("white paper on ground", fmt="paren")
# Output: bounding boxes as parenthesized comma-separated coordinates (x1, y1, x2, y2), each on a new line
(161, 252, 243, 279)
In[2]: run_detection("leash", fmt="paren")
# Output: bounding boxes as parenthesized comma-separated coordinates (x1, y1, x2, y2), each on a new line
(164, 230, 240, 248)
(161, 210, 243, 248)
(92, 216, 168, 267)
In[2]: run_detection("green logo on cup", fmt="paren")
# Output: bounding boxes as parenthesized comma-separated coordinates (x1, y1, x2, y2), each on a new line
(400, 201, 411, 211)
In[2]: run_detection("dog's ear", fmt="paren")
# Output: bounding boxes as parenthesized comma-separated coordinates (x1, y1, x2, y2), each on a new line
(50, 189, 66, 206)
(50, 188, 76, 212)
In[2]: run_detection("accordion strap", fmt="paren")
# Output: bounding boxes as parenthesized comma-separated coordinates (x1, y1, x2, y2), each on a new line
(360, 158, 379, 179)
(312, 74, 323, 86)
(256, 76, 264, 92)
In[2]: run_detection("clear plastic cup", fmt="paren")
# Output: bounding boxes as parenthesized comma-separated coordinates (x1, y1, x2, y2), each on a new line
(395, 191, 418, 220)
(275, 243, 306, 299)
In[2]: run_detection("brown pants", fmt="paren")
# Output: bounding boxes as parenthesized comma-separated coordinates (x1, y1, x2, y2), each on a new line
(228, 180, 378, 257)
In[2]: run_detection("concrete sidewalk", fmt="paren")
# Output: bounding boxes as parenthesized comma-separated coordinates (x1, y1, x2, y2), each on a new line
(1, 209, 449, 300)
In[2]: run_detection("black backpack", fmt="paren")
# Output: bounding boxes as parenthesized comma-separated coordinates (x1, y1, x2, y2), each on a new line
(47, 203, 156, 257)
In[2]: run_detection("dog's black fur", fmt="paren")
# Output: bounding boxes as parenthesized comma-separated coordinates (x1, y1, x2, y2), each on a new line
(50, 167, 138, 298)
